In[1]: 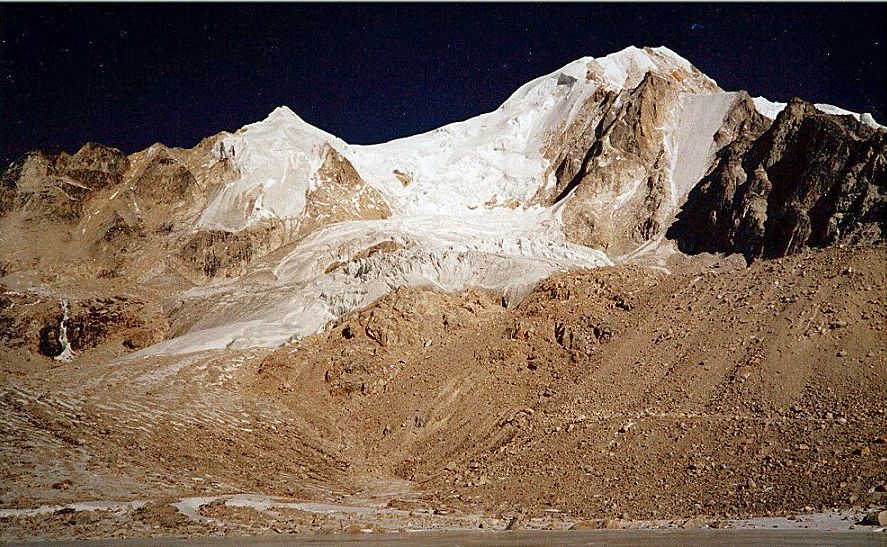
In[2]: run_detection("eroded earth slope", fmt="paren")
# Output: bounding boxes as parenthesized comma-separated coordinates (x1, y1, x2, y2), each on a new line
(1, 246, 885, 539)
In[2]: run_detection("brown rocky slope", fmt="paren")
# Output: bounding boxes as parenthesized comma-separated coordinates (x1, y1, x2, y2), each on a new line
(255, 244, 886, 522)
(1, 244, 884, 539)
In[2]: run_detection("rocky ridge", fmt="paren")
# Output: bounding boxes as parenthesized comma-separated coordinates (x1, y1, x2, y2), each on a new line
(670, 97, 887, 261)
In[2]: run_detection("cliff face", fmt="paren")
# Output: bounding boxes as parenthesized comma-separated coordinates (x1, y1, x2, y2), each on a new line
(552, 73, 681, 255)
(668, 98, 887, 261)
(537, 54, 724, 257)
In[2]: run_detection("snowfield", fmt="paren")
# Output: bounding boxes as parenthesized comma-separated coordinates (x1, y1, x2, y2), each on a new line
(199, 46, 718, 228)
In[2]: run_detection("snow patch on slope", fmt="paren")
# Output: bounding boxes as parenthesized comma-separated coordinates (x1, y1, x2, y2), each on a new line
(347, 75, 568, 214)
(669, 92, 739, 202)
(751, 97, 785, 120)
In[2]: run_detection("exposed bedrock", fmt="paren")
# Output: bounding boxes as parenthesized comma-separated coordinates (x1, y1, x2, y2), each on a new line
(0, 143, 129, 221)
(549, 73, 681, 255)
(178, 145, 390, 280)
(298, 144, 391, 237)
(131, 149, 198, 206)
(0, 294, 169, 357)
(178, 222, 286, 279)
(668, 98, 887, 261)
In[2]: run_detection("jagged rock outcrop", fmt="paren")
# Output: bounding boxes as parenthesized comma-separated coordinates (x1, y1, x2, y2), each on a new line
(668, 98, 887, 261)
(0, 144, 129, 222)
(298, 144, 391, 237)
(65, 142, 130, 190)
(131, 149, 198, 206)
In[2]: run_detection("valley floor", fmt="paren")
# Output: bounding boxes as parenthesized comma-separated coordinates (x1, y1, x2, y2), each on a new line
(1, 245, 885, 540)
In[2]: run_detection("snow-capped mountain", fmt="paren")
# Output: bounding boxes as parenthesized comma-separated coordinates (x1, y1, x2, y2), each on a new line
(200, 46, 718, 229)
(1, 46, 884, 357)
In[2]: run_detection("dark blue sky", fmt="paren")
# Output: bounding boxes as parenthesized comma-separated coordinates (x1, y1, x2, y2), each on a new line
(1, 3, 885, 166)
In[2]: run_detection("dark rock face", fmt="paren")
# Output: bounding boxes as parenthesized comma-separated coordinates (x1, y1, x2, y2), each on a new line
(99, 210, 144, 246)
(37, 322, 65, 357)
(65, 297, 167, 352)
(0, 294, 169, 358)
(179, 222, 282, 278)
(180, 229, 255, 278)
(66, 142, 130, 190)
(0, 157, 31, 215)
(669, 98, 886, 262)
(132, 150, 197, 205)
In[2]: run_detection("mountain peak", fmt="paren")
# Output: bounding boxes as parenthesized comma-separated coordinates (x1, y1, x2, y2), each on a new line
(262, 105, 314, 128)
(573, 45, 716, 92)
(266, 105, 298, 120)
